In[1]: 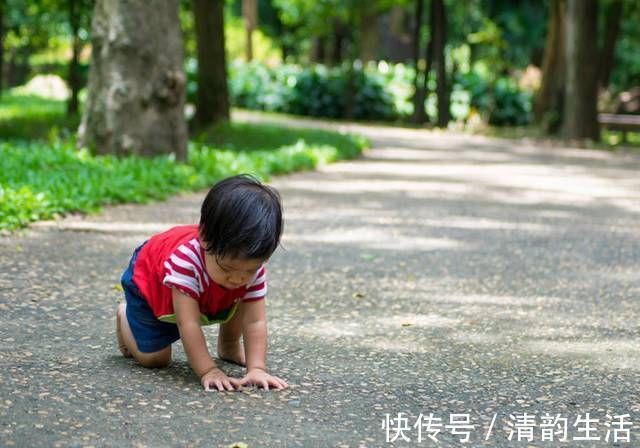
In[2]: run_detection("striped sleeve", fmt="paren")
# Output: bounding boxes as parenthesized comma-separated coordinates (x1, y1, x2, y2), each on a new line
(162, 239, 208, 300)
(242, 266, 267, 302)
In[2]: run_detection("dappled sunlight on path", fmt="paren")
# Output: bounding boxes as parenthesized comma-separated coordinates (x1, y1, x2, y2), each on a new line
(2, 114, 639, 446)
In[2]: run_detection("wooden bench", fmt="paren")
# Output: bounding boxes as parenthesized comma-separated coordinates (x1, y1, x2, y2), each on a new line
(598, 113, 640, 142)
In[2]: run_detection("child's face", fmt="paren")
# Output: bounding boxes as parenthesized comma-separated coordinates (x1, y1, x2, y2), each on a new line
(205, 253, 264, 290)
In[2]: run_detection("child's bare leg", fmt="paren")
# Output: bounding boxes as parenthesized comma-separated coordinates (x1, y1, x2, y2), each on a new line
(117, 303, 172, 368)
(217, 304, 246, 366)
(116, 303, 133, 358)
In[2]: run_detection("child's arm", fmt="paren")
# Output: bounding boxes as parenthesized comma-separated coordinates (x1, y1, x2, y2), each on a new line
(172, 289, 240, 391)
(238, 299, 288, 390)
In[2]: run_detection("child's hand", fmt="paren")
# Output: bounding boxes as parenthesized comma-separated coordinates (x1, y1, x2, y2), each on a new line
(238, 368, 288, 391)
(201, 367, 241, 391)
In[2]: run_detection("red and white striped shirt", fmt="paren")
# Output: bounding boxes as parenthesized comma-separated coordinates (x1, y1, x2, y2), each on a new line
(132, 225, 267, 324)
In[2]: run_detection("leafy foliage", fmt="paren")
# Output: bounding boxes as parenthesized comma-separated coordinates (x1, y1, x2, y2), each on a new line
(0, 119, 366, 231)
(455, 71, 532, 126)
(2, 0, 92, 89)
(223, 61, 398, 120)
(611, 2, 640, 90)
(220, 60, 532, 125)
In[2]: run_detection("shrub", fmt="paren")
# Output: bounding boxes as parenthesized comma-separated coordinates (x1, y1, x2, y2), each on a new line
(455, 70, 532, 126)
(490, 77, 532, 126)
(220, 60, 534, 126)
(224, 61, 399, 120)
(0, 121, 367, 231)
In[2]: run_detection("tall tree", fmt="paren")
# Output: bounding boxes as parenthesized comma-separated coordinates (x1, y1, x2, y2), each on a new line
(598, 0, 623, 88)
(79, 0, 187, 159)
(192, 0, 229, 127)
(66, 0, 80, 114)
(0, 0, 4, 96)
(243, 0, 257, 61)
(411, 0, 426, 124)
(420, 37, 434, 121)
(359, 6, 378, 62)
(534, 0, 566, 133)
(342, 6, 356, 119)
(330, 20, 347, 66)
(564, 0, 599, 141)
(432, 0, 449, 128)
(310, 35, 327, 63)
(66, 0, 91, 116)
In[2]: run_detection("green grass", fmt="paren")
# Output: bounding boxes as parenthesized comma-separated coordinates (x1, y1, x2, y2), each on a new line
(0, 93, 368, 231)
(0, 91, 79, 140)
(201, 120, 367, 152)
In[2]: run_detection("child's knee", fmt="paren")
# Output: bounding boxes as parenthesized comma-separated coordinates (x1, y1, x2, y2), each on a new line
(136, 348, 171, 369)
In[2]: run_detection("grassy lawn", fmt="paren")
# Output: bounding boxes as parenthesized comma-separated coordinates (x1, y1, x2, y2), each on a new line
(0, 92, 80, 140)
(0, 92, 368, 231)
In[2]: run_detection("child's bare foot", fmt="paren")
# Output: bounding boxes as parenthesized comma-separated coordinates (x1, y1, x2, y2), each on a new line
(217, 339, 246, 366)
(116, 303, 133, 358)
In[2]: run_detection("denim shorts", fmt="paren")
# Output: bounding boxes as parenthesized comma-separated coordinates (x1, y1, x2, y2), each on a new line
(121, 244, 181, 353)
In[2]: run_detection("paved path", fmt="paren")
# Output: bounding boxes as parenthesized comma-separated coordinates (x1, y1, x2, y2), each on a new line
(2, 115, 640, 447)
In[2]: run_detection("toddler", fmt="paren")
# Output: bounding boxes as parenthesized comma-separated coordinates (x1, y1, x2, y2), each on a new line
(116, 174, 288, 391)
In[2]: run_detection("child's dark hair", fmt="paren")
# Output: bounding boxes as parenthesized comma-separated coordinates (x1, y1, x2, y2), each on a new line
(199, 174, 283, 260)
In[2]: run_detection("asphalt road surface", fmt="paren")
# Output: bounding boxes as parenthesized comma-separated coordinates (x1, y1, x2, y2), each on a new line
(2, 115, 639, 447)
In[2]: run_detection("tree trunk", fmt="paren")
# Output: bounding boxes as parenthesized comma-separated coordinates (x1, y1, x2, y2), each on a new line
(0, 0, 4, 96)
(598, 0, 622, 88)
(421, 37, 434, 122)
(272, 7, 291, 62)
(564, 0, 599, 141)
(432, 0, 449, 128)
(411, 0, 426, 124)
(534, 0, 566, 133)
(79, 0, 187, 159)
(330, 21, 346, 66)
(280, 24, 297, 62)
(243, 0, 257, 61)
(67, 0, 81, 116)
(193, 0, 230, 128)
(311, 36, 327, 63)
(388, 6, 405, 37)
(5, 47, 24, 88)
(343, 9, 357, 120)
(359, 8, 378, 63)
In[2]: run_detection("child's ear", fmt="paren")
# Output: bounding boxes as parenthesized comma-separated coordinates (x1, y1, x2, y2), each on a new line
(197, 229, 207, 247)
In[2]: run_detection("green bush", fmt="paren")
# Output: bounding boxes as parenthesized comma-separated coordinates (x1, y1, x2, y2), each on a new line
(218, 60, 534, 126)
(223, 61, 399, 120)
(455, 70, 532, 126)
(374, 62, 415, 118)
(490, 77, 532, 126)
(228, 60, 298, 112)
(0, 121, 367, 231)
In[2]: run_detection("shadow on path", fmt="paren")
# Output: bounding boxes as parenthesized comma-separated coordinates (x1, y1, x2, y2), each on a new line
(1, 113, 639, 447)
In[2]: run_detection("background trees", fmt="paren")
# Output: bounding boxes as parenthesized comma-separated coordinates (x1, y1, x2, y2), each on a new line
(1, 0, 639, 152)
